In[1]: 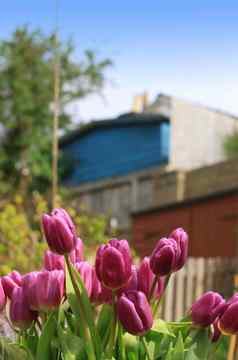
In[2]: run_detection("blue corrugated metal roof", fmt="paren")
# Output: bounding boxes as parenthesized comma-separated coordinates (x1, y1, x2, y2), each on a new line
(60, 112, 169, 147)
(61, 114, 170, 186)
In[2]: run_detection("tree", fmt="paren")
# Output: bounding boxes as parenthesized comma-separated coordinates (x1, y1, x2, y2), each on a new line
(0, 26, 111, 194)
(224, 132, 238, 159)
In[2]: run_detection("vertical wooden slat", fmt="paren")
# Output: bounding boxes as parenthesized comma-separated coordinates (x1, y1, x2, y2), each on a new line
(195, 258, 205, 299)
(160, 257, 238, 324)
(186, 258, 194, 310)
(164, 274, 175, 321)
(175, 266, 185, 320)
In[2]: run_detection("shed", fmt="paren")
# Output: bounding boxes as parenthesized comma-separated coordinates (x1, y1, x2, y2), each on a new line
(60, 112, 170, 186)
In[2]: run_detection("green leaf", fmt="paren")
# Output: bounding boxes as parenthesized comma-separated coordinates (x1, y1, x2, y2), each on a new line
(70, 261, 102, 359)
(97, 304, 113, 344)
(58, 325, 85, 360)
(65, 262, 85, 339)
(36, 312, 57, 360)
(164, 343, 174, 360)
(153, 319, 175, 337)
(146, 319, 175, 345)
(173, 332, 184, 360)
(185, 348, 200, 360)
(0, 338, 29, 360)
(189, 329, 211, 359)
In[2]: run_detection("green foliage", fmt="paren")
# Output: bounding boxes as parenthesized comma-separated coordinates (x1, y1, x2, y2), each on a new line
(0, 194, 47, 274)
(224, 131, 238, 159)
(0, 26, 112, 193)
(0, 192, 108, 274)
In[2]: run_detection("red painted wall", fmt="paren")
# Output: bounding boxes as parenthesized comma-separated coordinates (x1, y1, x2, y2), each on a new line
(132, 193, 238, 258)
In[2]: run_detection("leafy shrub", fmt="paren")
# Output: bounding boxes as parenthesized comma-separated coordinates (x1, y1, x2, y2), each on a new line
(0, 192, 108, 274)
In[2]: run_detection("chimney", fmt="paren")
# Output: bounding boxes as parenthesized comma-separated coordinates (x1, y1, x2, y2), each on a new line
(132, 92, 148, 112)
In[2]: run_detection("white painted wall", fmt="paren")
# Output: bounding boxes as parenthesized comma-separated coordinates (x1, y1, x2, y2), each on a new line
(149, 95, 238, 171)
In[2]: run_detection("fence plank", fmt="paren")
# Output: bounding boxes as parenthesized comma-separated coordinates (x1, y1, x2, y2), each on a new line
(164, 274, 175, 321)
(162, 257, 237, 322)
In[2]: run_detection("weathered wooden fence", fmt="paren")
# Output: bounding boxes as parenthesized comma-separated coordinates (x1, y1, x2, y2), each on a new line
(160, 257, 238, 321)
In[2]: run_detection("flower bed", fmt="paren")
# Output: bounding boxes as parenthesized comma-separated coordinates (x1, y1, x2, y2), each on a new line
(0, 208, 235, 359)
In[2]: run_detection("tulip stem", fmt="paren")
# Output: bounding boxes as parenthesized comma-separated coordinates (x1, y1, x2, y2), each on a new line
(153, 274, 171, 317)
(107, 291, 117, 358)
(141, 337, 152, 360)
(149, 275, 159, 301)
(64, 255, 96, 360)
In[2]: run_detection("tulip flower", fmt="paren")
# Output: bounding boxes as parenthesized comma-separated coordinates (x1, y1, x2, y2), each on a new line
(95, 239, 132, 289)
(137, 257, 164, 299)
(191, 291, 225, 327)
(44, 250, 65, 271)
(2, 271, 22, 299)
(117, 290, 153, 335)
(42, 208, 77, 255)
(150, 237, 178, 276)
(0, 279, 6, 312)
(52, 208, 76, 233)
(169, 228, 188, 270)
(75, 261, 100, 302)
(23, 270, 65, 312)
(218, 295, 238, 335)
(69, 238, 84, 263)
(98, 284, 112, 304)
(10, 287, 37, 329)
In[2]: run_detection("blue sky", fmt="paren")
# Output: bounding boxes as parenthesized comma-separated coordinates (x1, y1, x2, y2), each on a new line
(1, 1, 238, 122)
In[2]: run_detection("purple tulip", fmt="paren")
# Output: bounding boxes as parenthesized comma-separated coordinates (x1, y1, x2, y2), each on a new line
(44, 250, 65, 271)
(2, 271, 22, 299)
(10, 287, 37, 329)
(191, 291, 225, 327)
(117, 265, 138, 298)
(0, 279, 6, 312)
(150, 237, 178, 276)
(52, 208, 76, 233)
(98, 284, 113, 304)
(95, 239, 132, 289)
(69, 238, 84, 263)
(169, 228, 188, 270)
(75, 261, 100, 302)
(96, 265, 137, 305)
(137, 257, 164, 299)
(218, 295, 238, 335)
(42, 208, 77, 255)
(117, 290, 153, 335)
(23, 270, 65, 312)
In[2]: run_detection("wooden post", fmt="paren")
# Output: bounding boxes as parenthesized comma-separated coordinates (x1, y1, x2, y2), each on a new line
(52, 1, 60, 209)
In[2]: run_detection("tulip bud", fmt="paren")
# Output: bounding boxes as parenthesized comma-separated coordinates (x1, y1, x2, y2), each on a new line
(75, 261, 100, 302)
(117, 291, 153, 335)
(44, 250, 65, 271)
(10, 287, 37, 329)
(42, 208, 77, 255)
(0, 279, 6, 312)
(218, 295, 238, 335)
(52, 208, 76, 233)
(98, 284, 112, 304)
(69, 238, 84, 263)
(118, 265, 138, 297)
(191, 291, 225, 327)
(2, 271, 22, 299)
(150, 238, 178, 276)
(23, 270, 65, 312)
(95, 239, 132, 289)
(137, 257, 164, 299)
(169, 228, 188, 270)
